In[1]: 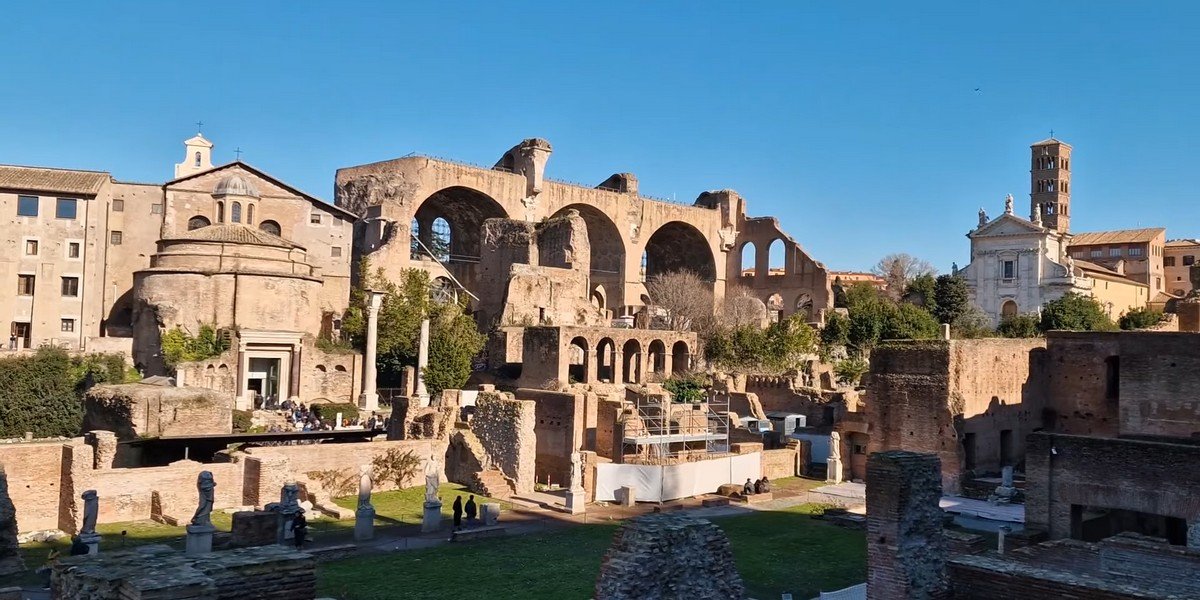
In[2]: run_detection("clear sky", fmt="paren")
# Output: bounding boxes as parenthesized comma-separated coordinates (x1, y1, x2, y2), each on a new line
(3, 1, 1197, 272)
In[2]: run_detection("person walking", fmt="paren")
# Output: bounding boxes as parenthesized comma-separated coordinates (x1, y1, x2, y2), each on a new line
(452, 495, 464, 530)
(292, 513, 308, 550)
(464, 495, 477, 525)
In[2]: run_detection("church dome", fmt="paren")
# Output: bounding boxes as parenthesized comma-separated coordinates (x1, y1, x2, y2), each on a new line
(212, 174, 260, 198)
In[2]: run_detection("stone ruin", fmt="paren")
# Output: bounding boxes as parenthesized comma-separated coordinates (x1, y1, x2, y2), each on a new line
(0, 465, 23, 577)
(595, 513, 744, 600)
(865, 450, 948, 600)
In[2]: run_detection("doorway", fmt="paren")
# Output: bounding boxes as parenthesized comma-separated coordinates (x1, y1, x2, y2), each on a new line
(247, 357, 281, 409)
(11, 322, 30, 350)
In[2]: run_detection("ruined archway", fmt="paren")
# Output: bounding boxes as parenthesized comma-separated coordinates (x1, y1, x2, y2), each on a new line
(569, 336, 589, 384)
(597, 338, 617, 383)
(647, 340, 667, 378)
(643, 221, 716, 282)
(553, 204, 626, 308)
(412, 186, 508, 295)
(671, 341, 691, 374)
(622, 339, 642, 384)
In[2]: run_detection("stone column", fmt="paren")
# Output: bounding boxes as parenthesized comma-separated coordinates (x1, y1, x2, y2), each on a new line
(359, 290, 385, 411)
(288, 343, 302, 403)
(415, 318, 431, 407)
(865, 451, 948, 600)
(586, 349, 598, 384)
(612, 351, 624, 384)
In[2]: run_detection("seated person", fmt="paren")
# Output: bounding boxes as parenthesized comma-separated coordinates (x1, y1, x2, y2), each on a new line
(742, 478, 754, 495)
(759, 476, 771, 493)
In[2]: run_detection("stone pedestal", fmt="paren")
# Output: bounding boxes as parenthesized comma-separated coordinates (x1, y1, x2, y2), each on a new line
(564, 490, 585, 515)
(618, 486, 636, 507)
(481, 503, 501, 525)
(358, 392, 379, 411)
(826, 457, 844, 483)
(79, 533, 101, 555)
(421, 500, 442, 533)
(185, 524, 216, 555)
(354, 506, 375, 542)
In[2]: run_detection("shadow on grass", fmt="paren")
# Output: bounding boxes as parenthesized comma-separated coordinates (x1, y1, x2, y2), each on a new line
(316, 503, 865, 600)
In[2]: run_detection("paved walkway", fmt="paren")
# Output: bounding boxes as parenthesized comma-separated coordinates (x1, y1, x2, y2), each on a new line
(814, 481, 1024, 523)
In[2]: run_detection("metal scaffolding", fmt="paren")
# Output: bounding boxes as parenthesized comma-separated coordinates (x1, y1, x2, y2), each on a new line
(622, 391, 730, 462)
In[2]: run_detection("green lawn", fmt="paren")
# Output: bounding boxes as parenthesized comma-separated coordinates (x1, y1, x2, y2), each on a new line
(328, 483, 506, 529)
(317, 504, 866, 600)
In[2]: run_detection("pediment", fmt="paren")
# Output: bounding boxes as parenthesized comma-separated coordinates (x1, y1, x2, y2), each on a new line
(970, 214, 1046, 238)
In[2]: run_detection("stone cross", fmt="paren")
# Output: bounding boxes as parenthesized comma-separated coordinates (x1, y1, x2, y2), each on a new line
(190, 471, 215, 528)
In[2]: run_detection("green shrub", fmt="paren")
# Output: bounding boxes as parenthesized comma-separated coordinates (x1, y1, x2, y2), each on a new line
(833, 357, 870, 386)
(997, 314, 1041, 338)
(312, 402, 361, 422)
(1040, 292, 1116, 332)
(161, 324, 228, 368)
(232, 409, 253, 433)
(0, 348, 132, 438)
(664, 372, 708, 403)
(1118, 306, 1166, 330)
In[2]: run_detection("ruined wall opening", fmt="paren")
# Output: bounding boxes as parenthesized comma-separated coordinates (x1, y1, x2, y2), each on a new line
(412, 186, 508, 291)
(671, 341, 690, 374)
(623, 339, 642, 384)
(768, 238, 785, 275)
(647, 340, 666, 377)
(597, 338, 616, 383)
(569, 336, 589, 384)
(740, 242, 756, 277)
(552, 204, 625, 307)
(188, 216, 210, 230)
(643, 221, 716, 282)
(1001, 300, 1018, 319)
(963, 432, 977, 471)
(1105, 356, 1120, 401)
(1070, 505, 1188, 545)
(795, 293, 813, 321)
(259, 220, 281, 237)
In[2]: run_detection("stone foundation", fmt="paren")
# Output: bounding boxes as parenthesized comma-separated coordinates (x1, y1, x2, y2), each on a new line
(595, 513, 744, 600)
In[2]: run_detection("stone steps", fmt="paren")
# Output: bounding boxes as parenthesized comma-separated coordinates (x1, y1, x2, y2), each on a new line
(472, 468, 516, 500)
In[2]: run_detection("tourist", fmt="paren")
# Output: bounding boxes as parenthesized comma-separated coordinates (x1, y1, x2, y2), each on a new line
(465, 495, 477, 525)
(452, 495, 463, 530)
(69, 536, 89, 556)
(8, 334, 15, 350)
(753, 478, 764, 494)
(743, 478, 754, 496)
(292, 513, 308, 549)
(759, 476, 771, 493)
(366, 414, 377, 431)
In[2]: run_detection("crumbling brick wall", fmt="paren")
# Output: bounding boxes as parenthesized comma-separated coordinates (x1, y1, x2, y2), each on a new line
(83, 383, 233, 441)
(595, 513, 744, 600)
(516, 388, 584, 487)
(473, 393, 536, 494)
(866, 451, 949, 600)
(1044, 332, 1120, 436)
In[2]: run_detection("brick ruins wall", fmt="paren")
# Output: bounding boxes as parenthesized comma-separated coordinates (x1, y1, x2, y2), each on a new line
(595, 513, 744, 600)
(865, 451, 948, 600)
(83, 383, 232, 441)
(595, 398, 626, 460)
(1024, 432, 1200, 539)
(474, 393, 536, 494)
(761, 447, 799, 479)
(82, 460, 244, 528)
(516, 388, 584, 486)
(1044, 332, 1121, 436)
(245, 439, 446, 494)
(175, 350, 238, 398)
(299, 341, 361, 403)
(519, 326, 564, 388)
(0, 440, 69, 532)
(867, 339, 1046, 492)
(1114, 332, 1200, 438)
(53, 545, 315, 600)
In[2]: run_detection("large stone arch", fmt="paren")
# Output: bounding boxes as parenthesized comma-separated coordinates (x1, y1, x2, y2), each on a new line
(553, 204, 626, 310)
(412, 186, 508, 261)
(643, 221, 717, 282)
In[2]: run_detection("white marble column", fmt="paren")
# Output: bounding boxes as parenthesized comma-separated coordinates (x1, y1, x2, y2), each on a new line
(415, 318, 430, 407)
(359, 290, 385, 411)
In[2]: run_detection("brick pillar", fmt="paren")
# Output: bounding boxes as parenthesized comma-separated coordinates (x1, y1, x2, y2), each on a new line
(866, 451, 949, 600)
(85, 431, 117, 470)
(612, 351, 624, 384)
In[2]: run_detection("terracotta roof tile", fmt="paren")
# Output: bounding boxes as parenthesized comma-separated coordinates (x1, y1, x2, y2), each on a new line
(170, 224, 302, 249)
(0, 165, 109, 196)
(1069, 228, 1165, 246)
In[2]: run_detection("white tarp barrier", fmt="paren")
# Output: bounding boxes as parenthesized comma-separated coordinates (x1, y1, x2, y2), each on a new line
(594, 452, 763, 502)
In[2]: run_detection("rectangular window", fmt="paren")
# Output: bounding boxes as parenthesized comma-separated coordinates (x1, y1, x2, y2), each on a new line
(331, 246, 342, 258)
(112, 199, 124, 212)
(151, 203, 163, 214)
(1185, 255, 1195, 266)
(309, 213, 322, 224)
(1129, 247, 1143, 257)
(1002, 260, 1016, 280)
(61, 277, 79, 297)
(110, 231, 123, 245)
(1091, 249, 1102, 258)
(17, 195, 38, 216)
(24, 240, 38, 256)
(68, 242, 80, 258)
(56, 198, 77, 219)
(61, 319, 75, 332)
(1045, 204, 1056, 215)
(1166, 256, 1176, 267)
(17, 274, 35, 296)
(1109, 247, 1121, 257)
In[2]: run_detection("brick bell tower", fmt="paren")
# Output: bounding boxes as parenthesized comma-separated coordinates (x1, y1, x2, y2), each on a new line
(1030, 136, 1072, 233)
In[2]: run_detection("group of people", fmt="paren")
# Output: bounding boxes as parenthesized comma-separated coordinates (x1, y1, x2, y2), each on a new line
(273, 400, 388, 433)
(451, 494, 478, 530)
(742, 476, 772, 496)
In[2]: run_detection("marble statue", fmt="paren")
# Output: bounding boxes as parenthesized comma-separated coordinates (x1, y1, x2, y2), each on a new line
(80, 490, 98, 535)
(569, 452, 584, 491)
(1004, 194, 1014, 214)
(978, 208, 987, 227)
(829, 431, 842, 460)
(190, 471, 216, 528)
(357, 464, 373, 510)
(424, 454, 440, 504)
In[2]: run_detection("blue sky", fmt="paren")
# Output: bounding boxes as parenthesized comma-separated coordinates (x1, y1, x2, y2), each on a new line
(3, 1, 1197, 272)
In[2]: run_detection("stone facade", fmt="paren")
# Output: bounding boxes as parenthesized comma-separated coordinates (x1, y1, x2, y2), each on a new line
(595, 513, 744, 600)
(516, 388, 584, 486)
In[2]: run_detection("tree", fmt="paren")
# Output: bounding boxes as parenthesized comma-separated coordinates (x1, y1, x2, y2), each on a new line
(424, 301, 487, 397)
(703, 316, 816, 373)
(820, 311, 850, 350)
(932, 274, 970, 325)
(0, 348, 133, 438)
(903, 273, 936, 308)
(646, 270, 715, 332)
(872, 253, 935, 301)
(998, 314, 1041, 338)
(1118, 307, 1166, 330)
(720, 284, 766, 328)
(1040, 292, 1116, 332)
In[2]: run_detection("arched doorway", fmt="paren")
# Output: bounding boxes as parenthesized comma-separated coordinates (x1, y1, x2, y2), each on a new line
(622, 339, 642, 384)
(552, 204, 626, 308)
(597, 338, 616, 383)
(671, 341, 690, 374)
(411, 186, 508, 295)
(568, 337, 589, 384)
(647, 340, 667, 378)
(643, 221, 717, 282)
(1001, 300, 1018, 319)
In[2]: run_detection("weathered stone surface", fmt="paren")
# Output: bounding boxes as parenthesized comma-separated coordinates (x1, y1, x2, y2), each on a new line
(595, 513, 744, 600)
(0, 465, 24, 576)
(866, 451, 948, 600)
(230, 510, 279, 548)
(83, 382, 233, 442)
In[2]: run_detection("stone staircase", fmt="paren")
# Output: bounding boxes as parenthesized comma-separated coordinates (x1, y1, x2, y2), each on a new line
(471, 468, 516, 500)
(448, 429, 517, 499)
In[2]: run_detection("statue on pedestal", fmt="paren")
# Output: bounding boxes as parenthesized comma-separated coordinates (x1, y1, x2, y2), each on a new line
(569, 452, 584, 492)
(190, 471, 215, 528)
(978, 208, 988, 228)
(80, 490, 98, 536)
(357, 464, 373, 510)
(424, 455, 441, 505)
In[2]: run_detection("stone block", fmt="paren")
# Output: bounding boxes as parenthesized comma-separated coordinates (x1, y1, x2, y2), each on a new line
(422, 500, 442, 533)
(230, 510, 279, 548)
(716, 484, 742, 497)
(450, 525, 507, 543)
(595, 514, 744, 599)
(702, 497, 731, 508)
(618, 486, 636, 507)
(354, 506, 375, 542)
(185, 523, 215, 555)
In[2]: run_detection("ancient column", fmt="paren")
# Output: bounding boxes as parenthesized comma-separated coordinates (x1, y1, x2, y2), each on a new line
(359, 290, 385, 411)
(415, 318, 431, 407)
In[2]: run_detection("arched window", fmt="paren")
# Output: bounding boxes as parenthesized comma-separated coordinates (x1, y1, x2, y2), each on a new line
(187, 216, 210, 230)
(259, 220, 281, 237)
(247, 204, 255, 225)
(194, 151, 201, 167)
(740, 242, 755, 276)
(768, 239, 785, 275)
(410, 218, 421, 258)
(1001, 300, 1018, 319)
(431, 217, 450, 260)
(216, 202, 225, 223)
(231, 202, 242, 223)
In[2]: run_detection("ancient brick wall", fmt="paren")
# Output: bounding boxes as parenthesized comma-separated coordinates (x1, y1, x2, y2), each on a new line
(473, 393, 536, 493)
(519, 327, 564, 389)
(595, 514, 744, 600)
(1024, 432, 1200, 539)
(0, 440, 70, 532)
(761, 447, 798, 479)
(516, 389, 584, 486)
(81, 461, 244, 528)
(1043, 332, 1121, 436)
(300, 342, 361, 403)
(83, 383, 233, 441)
(1114, 332, 1200, 438)
(865, 451, 948, 600)
(595, 398, 626, 460)
(245, 439, 445, 494)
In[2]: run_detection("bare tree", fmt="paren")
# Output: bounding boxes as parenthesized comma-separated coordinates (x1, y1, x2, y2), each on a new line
(872, 253, 936, 300)
(719, 284, 766, 328)
(645, 270, 715, 332)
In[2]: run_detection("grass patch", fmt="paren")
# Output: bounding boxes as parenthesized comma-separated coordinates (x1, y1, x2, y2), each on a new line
(327, 483, 505, 529)
(317, 503, 865, 599)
